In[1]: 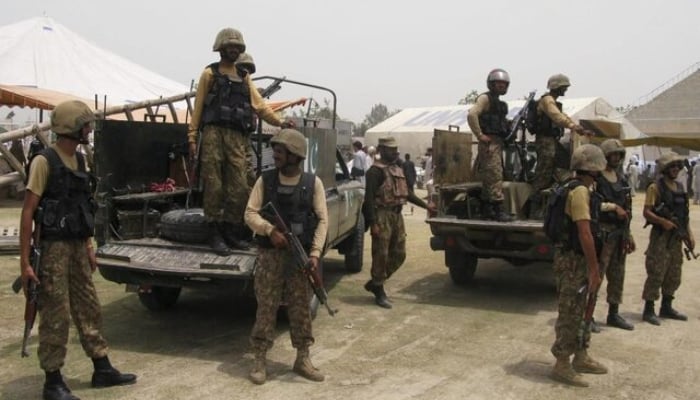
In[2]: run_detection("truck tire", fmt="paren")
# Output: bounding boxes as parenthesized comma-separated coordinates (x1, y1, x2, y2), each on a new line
(159, 208, 209, 244)
(138, 286, 182, 311)
(344, 213, 365, 273)
(446, 250, 477, 285)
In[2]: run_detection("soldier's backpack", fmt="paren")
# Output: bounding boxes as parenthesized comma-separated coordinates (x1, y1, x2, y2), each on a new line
(543, 180, 583, 243)
(525, 98, 541, 134)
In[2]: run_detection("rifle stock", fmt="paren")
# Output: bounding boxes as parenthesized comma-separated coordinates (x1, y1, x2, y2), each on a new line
(260, 202, 338, 316)
(578, 283, 599, 348)
(649, 202, 697, 260)
(16, 207, 43, 357)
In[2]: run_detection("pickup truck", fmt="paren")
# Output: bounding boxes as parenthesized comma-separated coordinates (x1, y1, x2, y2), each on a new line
(94, 78, 365, 312)
(425, 128, 552, 284)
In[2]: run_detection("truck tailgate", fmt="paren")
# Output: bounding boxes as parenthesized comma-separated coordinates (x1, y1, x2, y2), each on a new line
(96, 238, 256, 279)
(427, 217, 543, 232)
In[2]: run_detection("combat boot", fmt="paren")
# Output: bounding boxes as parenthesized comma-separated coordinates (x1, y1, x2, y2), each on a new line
(606, 303, 634, 330)
(209, 222, 233, 256)
(550, 357, 589, 387)
(293, 348, 324, 382)
(91, 356, 137, 388)
(589, 318, 601, 333)
(364, 280, 392, 309)
(572, 350, 608, 374)
(643, 300, 661, 325)
(249, 350, 267, 385)
(43, 370, 80, 400)
(480, 202, 494, 220)
(660, 295, 688, 321)
(492, 202, 514, 222)
(222, 222, 251, 250)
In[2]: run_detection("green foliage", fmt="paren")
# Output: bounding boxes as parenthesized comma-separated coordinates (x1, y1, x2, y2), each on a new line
(459, 90, 479, 105)
(353, 103, 400, 136)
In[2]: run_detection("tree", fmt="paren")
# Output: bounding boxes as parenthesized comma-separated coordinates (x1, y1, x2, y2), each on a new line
(353, 103, 400, 137)
(615, 104, 636, 115)
(458, 90, 479, 105)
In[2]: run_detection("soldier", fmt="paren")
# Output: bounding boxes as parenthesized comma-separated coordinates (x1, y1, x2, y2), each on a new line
(20, 101, 136, 400)
(641, 152, 694, 325)
(188, 28, 293, 256)
(362, 137, 434, 308)
(531, 74, 593, 193)
(596, 139, 635, 330)
(550, 144, 608, 387)
(467, 69, 514, 222)
(244, 129, 328, 384)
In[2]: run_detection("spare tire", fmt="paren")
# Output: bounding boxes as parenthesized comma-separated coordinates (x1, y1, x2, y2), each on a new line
(159, 208, 209, 243)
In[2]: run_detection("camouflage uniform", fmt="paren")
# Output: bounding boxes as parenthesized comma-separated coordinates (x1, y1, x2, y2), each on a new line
(200, 124, 250, 223)
(532, 135, 557, 192)
(475, 137, 505, 202)
(250, 248, 314, 352)
(551, 248, 590, 358)
(598, 232, 626, 305)
(643, 227, 683, 301)
(38, 241, 108, 371)
(370, 208, 407, 284)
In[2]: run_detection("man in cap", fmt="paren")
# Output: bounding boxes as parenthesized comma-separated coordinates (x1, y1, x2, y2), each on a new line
(641, 152, 694, 325)
(595, 139, 635, 331)
(549, 144, 608, 387)
(244, 129, 328, 384)
(189, 28, 294, 256)
(467, 68, 514, 222)
(362, 137, 435, 308)
(531, 74, 593, 194)
(20, 100, 136, 400)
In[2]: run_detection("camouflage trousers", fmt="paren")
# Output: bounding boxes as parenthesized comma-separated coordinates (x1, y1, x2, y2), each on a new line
(38, 240, 108, 372)
(370, 208, 407, 285)
(643, 228, 683, 301)
(200, 124, 250, 224)
(250, 248, 314, 352)
(532, 136, 570, 192)
(551, 248, 590, 359)
(598, 230, 627, 305)
(475, 136, 504, 202)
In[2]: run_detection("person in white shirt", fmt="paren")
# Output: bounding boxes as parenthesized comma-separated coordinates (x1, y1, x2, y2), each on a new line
(350, 141, 367, 184)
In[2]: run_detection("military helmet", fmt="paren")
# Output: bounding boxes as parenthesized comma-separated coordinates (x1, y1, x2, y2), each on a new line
(487, 68, 510, 89)
(212, 28, 246, 52)
(51, 100, 95, 137)
(571, 144, 606, 172)
(235, 53, 256, 74)
(270, 129, 307, 159)
(547, 74, 571, 90)
(657, 152, 685, 173)
(600, 138, 626, 157)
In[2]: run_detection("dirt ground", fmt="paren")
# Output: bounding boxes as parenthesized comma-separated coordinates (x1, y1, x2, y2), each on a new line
(2, 191, 700, 400)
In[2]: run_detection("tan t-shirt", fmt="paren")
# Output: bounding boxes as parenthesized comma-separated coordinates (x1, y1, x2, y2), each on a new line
(467, 94, 491, 137)
(644, 180, 678, 207)
(565, 185, 591, 222)
(25, 145, 80, 197)
(538, 95, 576, 130)
(244, 172, 328, 258)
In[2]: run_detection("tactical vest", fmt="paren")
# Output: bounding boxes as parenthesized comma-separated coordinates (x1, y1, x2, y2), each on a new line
(596, 171, 630, 224)
(37, 148, 96, 240)
(477, 92, 509, 137)
(257, 170, 319, 252)
(373, 161, 409, 208)
(537, 94, 564, 138)
(653, 178, 689, 232)
(563, 183, 602, 254)
(201, 62, 255, 133)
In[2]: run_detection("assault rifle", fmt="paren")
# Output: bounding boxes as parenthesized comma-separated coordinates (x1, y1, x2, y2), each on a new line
(647, 202, 698, 260)
(506, 91, 536, 182)
(578, 282, 599, 348)
(260, 202, 338, 316)
(11, 207, 44, 357)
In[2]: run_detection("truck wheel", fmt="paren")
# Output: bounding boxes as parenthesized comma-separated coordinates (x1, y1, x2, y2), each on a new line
(344, 213, 365, 273)
(159, 208, 209, 244)
(446, 250, 477, 285)
(138, 286, 182, 311)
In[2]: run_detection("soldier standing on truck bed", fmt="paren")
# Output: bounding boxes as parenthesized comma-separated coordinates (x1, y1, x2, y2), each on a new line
(362, 137, 434, 308)
(641, 152, 694, 325)
(188, 28, 293, 256)
(595, 139, 635, 331)
(467, 68, 514, 222)
(549, 144, 608, 387)
(244, 129, 328, 384)
(531, 74, 593, 195)
(20, 101, 136, 400)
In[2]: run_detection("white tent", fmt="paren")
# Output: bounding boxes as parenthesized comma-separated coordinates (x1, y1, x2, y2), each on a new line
(366, 97, 645, 164)
(0, 17, 189, 106)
